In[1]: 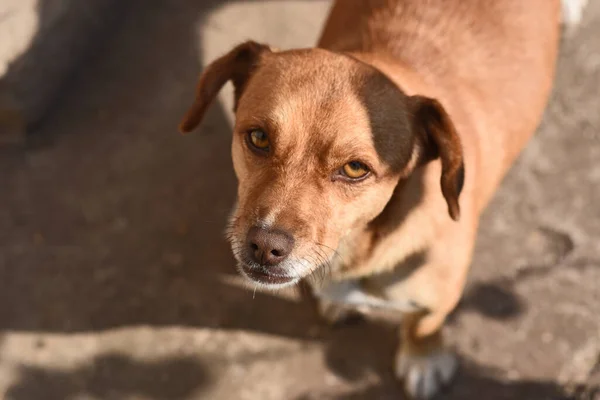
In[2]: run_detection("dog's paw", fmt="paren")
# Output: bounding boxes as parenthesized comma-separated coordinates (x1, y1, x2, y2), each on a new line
(395, 349, 458, 400)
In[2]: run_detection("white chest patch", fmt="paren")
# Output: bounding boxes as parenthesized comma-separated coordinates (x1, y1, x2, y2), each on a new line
(313, 279, 424, 313)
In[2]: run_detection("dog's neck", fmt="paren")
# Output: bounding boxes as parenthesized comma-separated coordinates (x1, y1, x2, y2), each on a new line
(331, 168, 431, 280)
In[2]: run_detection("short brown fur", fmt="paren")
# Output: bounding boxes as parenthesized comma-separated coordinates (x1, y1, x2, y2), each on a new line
(179, 0, 561, 397)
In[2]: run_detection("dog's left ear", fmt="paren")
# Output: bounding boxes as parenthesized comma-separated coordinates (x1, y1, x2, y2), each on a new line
(410, 95, 465, 221)
(179, 41, 272, 133)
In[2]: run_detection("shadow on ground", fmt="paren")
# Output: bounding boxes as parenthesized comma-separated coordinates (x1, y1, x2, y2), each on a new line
(0, 0, 323, 337)
(6, 354, 210, 400)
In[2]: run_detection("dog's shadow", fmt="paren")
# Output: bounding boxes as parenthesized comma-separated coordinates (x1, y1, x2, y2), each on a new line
(0, 1, 590, 399)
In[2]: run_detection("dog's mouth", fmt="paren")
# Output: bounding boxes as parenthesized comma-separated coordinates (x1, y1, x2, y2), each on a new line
(239, 263, 298, 286)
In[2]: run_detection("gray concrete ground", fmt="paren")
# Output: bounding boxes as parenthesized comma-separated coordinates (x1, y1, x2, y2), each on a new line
(0, 1, 599, 399)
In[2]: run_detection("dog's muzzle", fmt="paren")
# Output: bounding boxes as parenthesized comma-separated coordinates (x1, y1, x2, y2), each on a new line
(238, 226, 299, 286)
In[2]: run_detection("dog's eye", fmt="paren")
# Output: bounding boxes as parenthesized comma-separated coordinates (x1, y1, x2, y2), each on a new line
(341, 161, 370, 180)
(247, 129, 270, 152)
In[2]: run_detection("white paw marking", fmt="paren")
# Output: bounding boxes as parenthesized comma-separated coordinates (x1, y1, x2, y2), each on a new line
(395, 350, 458, 400)
(561, 0, 589, 29)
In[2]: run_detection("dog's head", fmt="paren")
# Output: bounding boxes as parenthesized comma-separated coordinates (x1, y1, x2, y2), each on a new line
(180, 41, 464, 288)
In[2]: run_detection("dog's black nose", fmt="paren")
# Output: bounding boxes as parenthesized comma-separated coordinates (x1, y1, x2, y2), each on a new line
(246, 226, 294, 266)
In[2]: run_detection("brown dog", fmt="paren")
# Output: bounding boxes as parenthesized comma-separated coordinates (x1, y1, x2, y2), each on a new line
(179, 0, 582, 398)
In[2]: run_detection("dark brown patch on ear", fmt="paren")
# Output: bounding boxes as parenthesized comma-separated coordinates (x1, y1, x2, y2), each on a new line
(351, 67, 415, 169)
(178, 41, 271, 134)
(411, 95, 465, 221)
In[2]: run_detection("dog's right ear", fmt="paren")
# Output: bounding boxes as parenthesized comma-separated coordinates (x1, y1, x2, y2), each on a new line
(179, 41, 272, 133)
(409, 95, 465, 221)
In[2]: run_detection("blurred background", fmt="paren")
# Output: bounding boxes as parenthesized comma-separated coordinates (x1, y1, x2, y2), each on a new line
(0, 1, 599, 399)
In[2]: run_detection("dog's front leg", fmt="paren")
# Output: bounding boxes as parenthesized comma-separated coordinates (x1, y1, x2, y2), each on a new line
(389, 256, 471, 399)
(373, 226, 475, 399)
(396, 311, 458, 400)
